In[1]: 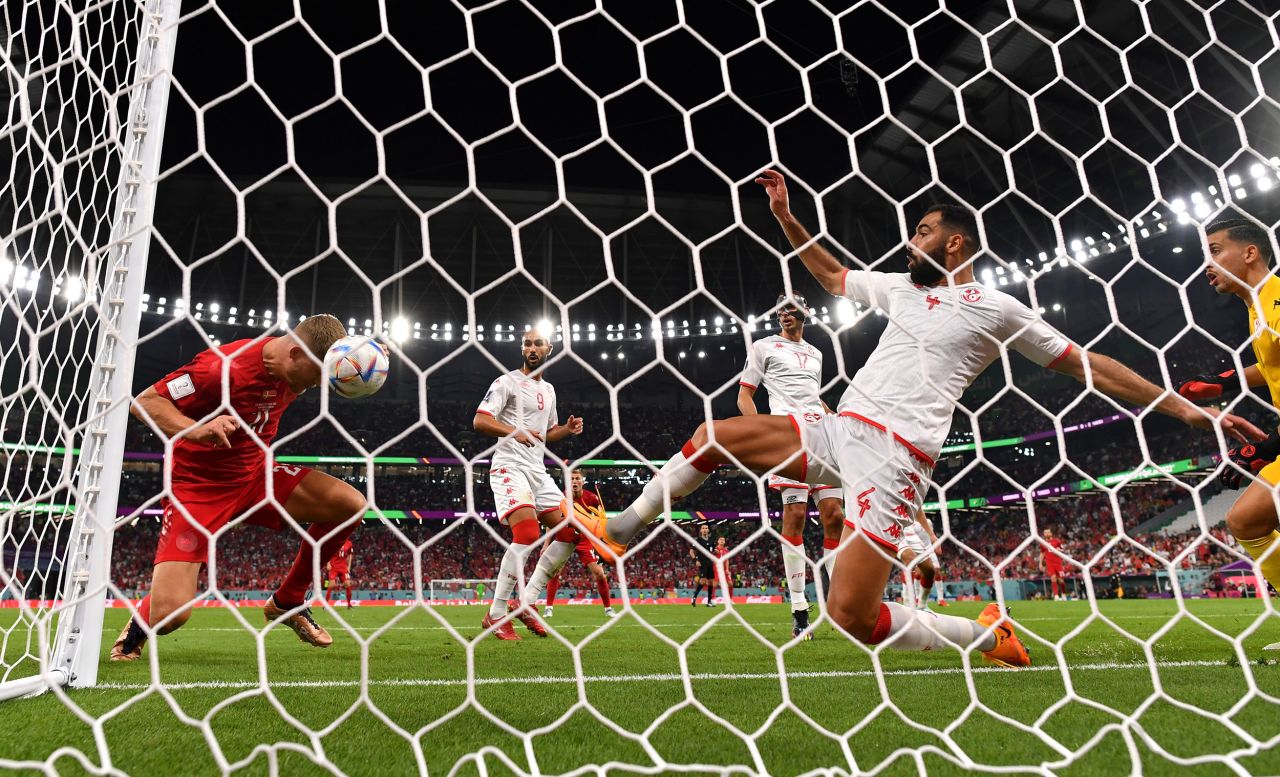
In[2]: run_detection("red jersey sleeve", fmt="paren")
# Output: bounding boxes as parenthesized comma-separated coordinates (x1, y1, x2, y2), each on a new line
(152, 347, 225, 416)
(576, 489, 601, 509)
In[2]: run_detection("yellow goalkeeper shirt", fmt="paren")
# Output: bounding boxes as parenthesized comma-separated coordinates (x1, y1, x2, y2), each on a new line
(1249, 274, 1280, 409)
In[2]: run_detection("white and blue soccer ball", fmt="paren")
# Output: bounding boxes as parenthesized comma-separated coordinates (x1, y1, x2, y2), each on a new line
(325, 335, 389, 399)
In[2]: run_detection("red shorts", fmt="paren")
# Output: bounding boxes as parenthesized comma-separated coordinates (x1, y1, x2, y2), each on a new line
(573, 534, 597, 566)
(1044, 563, 1064, 577)
(329, 571, 350, 585)
(155, 463, 312, 564)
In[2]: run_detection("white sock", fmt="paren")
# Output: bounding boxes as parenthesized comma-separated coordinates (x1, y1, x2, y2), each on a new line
(608, 446, 714, 544)
(901, 576, 916, 608)
(489, 542, 530, 618)
(781, 536, 807, 609)
(521, 541, 575, 607)
(877, 602, 995, 652)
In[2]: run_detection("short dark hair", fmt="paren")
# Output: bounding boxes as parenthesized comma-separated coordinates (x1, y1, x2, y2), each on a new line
(1206, 218, 1273, 264)
(923, 203, 981, 252)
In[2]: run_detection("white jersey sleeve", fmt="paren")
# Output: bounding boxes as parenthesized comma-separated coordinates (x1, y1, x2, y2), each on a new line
(841, 269, 896, 309)
(739, 341, 765, 389)
(477, 376, 509, 418)
(998, 295, 1073, 367)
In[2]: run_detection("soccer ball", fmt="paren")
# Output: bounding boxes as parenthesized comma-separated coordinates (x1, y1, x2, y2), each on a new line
(325, 336, 389, 399)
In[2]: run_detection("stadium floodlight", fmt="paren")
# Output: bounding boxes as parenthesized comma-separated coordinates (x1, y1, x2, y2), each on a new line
(209, 302, 219, 313)
(1251, 163, 1266, 178)
(1260, 177, 1274, 192)
(836, 299, 855, 325)
(390, 317, 410, 344)
(62, 277, 84, 302)
(601, 352, 609, 360)
(535, 318, 551, 334)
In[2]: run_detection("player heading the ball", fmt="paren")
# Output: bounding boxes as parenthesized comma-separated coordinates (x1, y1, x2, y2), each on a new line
(579, 169, 1264, 668)
(473, 324, 586, 640)
(111, 315, 368, 661)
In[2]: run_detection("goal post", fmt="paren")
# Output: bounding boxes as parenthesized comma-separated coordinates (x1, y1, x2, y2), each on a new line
(0, 0, 180, 699)
(429, 578, 497, 604)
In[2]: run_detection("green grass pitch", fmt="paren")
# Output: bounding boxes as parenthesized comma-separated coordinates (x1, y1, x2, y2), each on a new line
(1, 599, 1279, 775)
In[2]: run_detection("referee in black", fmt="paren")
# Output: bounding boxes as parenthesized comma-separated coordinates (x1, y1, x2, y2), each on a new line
(689, 524, 717, 607)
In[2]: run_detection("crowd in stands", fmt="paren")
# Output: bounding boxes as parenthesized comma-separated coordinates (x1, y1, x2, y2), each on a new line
(99, 479, 1242, 599)
(2, 366, 1256, 600)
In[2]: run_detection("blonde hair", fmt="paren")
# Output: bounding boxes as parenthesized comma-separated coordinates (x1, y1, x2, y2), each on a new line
(290, 314, 346, 359)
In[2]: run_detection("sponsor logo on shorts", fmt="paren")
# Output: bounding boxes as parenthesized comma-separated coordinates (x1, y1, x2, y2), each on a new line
(885, 524, 902, 540)
(892, 504, 912, 520)
(900, 485, 917, 502)
(856, 487, 874, 518)
(175, 530, 200, 553)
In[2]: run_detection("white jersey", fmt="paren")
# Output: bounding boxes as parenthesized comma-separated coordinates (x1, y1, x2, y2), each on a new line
(838, 271, 1071, 462)
(476, 369, 559, 470)
(739, 335, 825, 416)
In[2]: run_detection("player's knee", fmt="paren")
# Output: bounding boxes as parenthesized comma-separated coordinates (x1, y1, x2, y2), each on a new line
(1225, 500, 1269, 540)
(780, 504, 805, 534)
(335, 484, 367, 521)
(827, 596, 876, 642)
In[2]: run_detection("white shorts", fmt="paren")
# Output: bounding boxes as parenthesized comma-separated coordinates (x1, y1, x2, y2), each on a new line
(793, 412, 932, 554)
(489, 464, 565, 523)
(767, 474, 843, 506)
(899, 521, 938, 566)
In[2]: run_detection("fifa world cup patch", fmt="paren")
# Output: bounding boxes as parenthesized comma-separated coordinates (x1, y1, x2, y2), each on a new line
(166, 374, 195, 399)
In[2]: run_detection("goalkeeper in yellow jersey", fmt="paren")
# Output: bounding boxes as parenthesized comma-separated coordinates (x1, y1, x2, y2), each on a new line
(1180, 218, 1280, 619)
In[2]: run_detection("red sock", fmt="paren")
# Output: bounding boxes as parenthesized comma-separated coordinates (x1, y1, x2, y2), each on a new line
(326, 586, 334, 602)
(596, 576, 611, 607)
(511, 519, 541, 545)
(545, 575, 560, 606)
(137, 594, 152, 626)
(1051, 579, 1060, 597)
(345, 585, 352, 603)
(275, 522, 360, 606)
(823, 537, 839, 552)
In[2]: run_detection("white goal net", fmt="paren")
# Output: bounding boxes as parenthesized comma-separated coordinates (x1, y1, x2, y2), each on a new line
(2, 0, 1279, 774)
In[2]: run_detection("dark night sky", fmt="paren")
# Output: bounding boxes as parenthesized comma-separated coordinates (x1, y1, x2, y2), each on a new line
(7, 0, 1280, 404)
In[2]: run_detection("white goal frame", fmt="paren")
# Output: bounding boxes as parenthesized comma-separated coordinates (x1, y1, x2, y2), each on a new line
(0, 0, 179, 701)
(428, 578, 498, 605)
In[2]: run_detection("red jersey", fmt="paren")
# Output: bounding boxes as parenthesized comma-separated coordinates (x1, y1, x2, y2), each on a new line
(152, 338, 298, 485)
(1042, 538, 1064, 566)
(574, 488, 601, 509)
(329, 540, 354, 573)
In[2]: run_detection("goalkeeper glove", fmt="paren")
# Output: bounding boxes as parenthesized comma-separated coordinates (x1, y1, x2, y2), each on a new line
(1221, 431, 1280, 489)
(1178, 369, 1241, 403)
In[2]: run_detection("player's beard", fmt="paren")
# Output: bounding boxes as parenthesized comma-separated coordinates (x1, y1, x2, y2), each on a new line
(523, 351, 542, 371)
(908, 245, 947, 286)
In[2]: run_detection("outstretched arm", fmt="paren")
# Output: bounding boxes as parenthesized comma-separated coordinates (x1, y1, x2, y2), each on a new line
(755, 169, 845, 296)
(1049, 348, 1266, 442)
